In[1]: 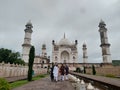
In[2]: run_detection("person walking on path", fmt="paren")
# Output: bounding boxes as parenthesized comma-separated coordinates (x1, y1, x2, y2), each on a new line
(53, 64, 59, 82)
(65, 64, 69, 80)
(60, 64, 65, 81)
(50, 63, 54, 81)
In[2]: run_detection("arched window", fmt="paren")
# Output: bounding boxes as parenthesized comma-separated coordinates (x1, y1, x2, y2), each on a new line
(73, 56, 75, 61)
(55, 56, 57, 61)
(42, 61, 44, 64)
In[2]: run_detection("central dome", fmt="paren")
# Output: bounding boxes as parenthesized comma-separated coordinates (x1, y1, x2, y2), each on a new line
(59, 34, 71, 45)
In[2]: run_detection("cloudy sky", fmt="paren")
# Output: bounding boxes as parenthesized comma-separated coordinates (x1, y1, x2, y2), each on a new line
(0, 0, 120, 63)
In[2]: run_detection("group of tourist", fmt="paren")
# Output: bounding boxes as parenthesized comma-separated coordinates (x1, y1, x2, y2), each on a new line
(50, 63, 69, 82)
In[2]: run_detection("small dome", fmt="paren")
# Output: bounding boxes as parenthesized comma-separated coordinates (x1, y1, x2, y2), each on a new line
(83, 42, 86, 47)
(26, 20, 32, 26)
(25, 20, 33, 30)
(99, 19, 106, 28)
(42, 44, 46, 49)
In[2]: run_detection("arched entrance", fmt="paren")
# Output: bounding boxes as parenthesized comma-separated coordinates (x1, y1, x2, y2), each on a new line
(61, 51, 69, 63)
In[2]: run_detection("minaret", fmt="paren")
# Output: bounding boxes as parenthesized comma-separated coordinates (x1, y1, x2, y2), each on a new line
(42, 44, 47, 57)
(98, 20, 111, 63)
(82, 42, 88, 63)
(22, 21, 33, 63)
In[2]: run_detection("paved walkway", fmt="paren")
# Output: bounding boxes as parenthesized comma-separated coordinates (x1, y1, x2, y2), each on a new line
(12, 77, 75, 90)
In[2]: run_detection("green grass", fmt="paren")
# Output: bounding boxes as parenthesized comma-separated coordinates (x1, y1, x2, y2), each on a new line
(105, 74, 116, 78)
(10, 80, 28, 89)
(96, 74, 117, 79)
(33, 74, 47, 80)
(10, 74, 48, 89)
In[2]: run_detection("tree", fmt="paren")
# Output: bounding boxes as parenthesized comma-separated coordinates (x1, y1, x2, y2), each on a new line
(0, 48, 11, 63)
(28, 46, 35, 81)
(76, 67, 80, 73)
(83, 66, 86, 74)
(112, 60, 120, 66)
(14, 59, 25, 65)
(0, 48, 25, 65)
(92, 65, 96, 75)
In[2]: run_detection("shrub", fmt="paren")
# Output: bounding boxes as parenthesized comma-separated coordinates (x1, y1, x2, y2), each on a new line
(28, 46, 35, 81)
(0, 78, 10, 90)
(76, 67, 80, 73)
(92, 65, 96, 75)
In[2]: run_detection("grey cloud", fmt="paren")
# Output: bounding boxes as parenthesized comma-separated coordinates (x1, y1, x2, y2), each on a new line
(0, 0, 120, 62)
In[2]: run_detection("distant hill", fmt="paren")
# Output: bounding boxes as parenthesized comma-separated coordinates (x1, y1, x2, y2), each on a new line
(112, 60, 120, 66)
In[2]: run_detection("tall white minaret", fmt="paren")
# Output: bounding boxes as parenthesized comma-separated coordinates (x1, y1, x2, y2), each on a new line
(42, 44, 47, 57)
(22, 21, 33, 63)
(82, 42, 88, 63)
(98, 20, 112, 63)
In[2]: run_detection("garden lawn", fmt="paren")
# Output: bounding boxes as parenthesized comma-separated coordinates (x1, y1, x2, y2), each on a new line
(10, 74, 48, 89)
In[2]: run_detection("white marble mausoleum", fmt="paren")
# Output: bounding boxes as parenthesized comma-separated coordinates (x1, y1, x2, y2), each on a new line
(52, 34, 78, 63)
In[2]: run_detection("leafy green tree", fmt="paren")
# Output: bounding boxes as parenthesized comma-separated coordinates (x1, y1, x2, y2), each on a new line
(0, 48, 25, 65)
(14, 59, 25, 65)
(112, 60, 120, 66)
(28, 46, 35, 81)
(0, 48, 12, 63)
(92, 65, 96, 75)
